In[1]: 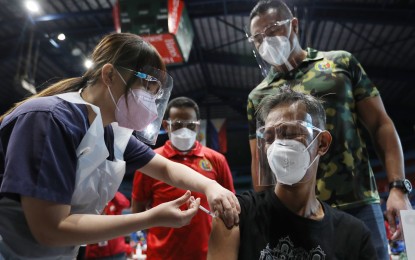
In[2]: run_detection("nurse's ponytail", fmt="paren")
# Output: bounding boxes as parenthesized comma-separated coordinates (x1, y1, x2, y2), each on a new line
(0, 32, 165, 122)
(0, 76, 86, 122)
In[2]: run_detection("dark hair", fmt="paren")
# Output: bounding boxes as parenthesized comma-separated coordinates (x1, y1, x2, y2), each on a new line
(164, 97, 200, 120)
(249, 0, 293, 21)
(257, 90, 326, 129)
(0, 32, 165, 122)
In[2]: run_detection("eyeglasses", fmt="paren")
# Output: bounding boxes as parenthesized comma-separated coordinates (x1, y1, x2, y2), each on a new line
(258, 120, 322, 144)
(166, 120, 200, 131)
(117, 66, 163, 97)
(248, 19, 291, 45)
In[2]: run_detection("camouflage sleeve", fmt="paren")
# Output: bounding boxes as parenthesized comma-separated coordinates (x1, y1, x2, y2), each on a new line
(247, 97, 257, 140)
(348, 52, 380, 102)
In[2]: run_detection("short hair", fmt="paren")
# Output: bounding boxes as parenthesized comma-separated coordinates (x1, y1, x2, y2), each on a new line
(249, 0, 293, 22)
(257, 90, 326, 129)
(164, 97, 200, 120)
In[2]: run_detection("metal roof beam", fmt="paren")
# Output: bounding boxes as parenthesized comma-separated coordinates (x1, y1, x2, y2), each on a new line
(188, 2, 414, 26)
(303, 4, 415, 25)
(187, 1, 253, 17)
(33, 9, 112, 23)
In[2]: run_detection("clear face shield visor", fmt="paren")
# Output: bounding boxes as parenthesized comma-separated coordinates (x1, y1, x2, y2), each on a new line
(128, 66, 173, 145)
(165, 120, 201, 132)
(256, 119, 322, 186)
(245, 19, 292, 77)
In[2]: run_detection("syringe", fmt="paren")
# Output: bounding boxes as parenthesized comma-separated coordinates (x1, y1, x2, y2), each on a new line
(198, 205, 217, 218)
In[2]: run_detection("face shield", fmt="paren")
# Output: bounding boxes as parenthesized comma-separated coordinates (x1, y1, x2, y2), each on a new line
(246, 19, 294, 76)
(126, 66, 173, 145)
(245, 25, 271, 78)
(256, 119, 322, 186)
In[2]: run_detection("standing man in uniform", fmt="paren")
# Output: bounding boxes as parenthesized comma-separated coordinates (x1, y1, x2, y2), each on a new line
(246, 1, 412, 259)
(132, 97, 235, 260)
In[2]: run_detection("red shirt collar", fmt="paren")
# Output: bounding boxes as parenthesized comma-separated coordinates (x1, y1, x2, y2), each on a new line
(162, 140, 204, 158)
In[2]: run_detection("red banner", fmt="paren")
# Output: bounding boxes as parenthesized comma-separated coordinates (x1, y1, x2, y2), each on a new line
(141, 34, 183, 64)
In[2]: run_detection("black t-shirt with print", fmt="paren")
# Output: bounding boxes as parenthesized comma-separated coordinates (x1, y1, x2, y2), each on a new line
(237, 189, 377, 259)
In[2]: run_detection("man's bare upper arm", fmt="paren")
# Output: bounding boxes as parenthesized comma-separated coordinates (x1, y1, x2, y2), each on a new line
(207, 217, 240, 260)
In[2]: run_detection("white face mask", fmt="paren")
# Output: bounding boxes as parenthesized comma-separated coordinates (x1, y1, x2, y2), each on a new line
(170, 128, 197, 151)
(266, 137, 319, 186)
(259, 35, 291, 65)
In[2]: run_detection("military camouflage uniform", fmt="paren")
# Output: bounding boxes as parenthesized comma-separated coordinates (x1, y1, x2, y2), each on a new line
(247, 48, 380, 210)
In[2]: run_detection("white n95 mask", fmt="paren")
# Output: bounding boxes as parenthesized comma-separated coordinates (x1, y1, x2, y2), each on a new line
(259, 36, 291, 66)
(170, 128, 197, 151)
(266, 138, 319, 185)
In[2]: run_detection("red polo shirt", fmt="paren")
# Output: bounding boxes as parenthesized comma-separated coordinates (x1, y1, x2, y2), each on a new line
(132, 140, 235, 260)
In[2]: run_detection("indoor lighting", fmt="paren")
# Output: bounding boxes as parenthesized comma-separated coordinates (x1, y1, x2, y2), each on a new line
(57, 33, 66, 41)
(49, 39, 59, 48)
(25, 0, 40, 13)
(84, 59, 93, 69)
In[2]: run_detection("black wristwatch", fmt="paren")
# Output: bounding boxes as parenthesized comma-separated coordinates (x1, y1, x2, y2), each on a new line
(389, 179, 412, 193)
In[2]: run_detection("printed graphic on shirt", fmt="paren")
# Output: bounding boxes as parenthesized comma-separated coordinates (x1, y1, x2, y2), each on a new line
(199, 159, 213, 171)
(315, 60, 334, 72)
(259, 236, 325, 260)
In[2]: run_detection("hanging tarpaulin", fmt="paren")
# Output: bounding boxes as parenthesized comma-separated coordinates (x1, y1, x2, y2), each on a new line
(195, 119, 227, 153)
(208, 118, 227, 154)
(115, 0, 194, 64)
(198, 119, 207, 146)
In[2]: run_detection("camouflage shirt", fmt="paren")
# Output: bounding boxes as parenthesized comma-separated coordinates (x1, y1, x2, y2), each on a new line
(247, 48, 380, 209)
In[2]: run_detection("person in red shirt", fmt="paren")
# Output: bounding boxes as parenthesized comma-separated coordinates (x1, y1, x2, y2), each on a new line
(85, 192, 131, 259)
(131, 97, 235, 260)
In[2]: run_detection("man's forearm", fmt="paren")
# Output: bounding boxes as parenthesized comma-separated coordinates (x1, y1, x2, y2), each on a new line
(373, 122, 405, 182)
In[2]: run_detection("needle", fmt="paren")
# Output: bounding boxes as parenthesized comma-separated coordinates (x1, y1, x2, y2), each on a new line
(198, 205, 217, 218)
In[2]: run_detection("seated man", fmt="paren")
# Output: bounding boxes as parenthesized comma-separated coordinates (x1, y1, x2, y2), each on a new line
(208, 91, 377, 259)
